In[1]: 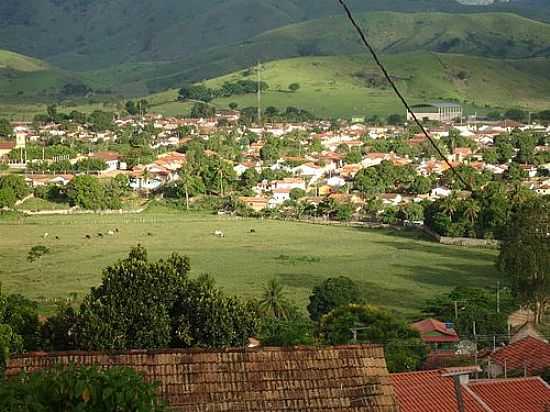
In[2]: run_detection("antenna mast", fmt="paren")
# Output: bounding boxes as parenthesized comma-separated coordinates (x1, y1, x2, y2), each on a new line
(257, 61, 262, 126)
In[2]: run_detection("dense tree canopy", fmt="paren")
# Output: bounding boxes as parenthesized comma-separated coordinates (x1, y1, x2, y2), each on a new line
(75, 246, 257, 350)
(307, 277, 365, 322)
(499, 196, 550, 324)
(320, 304, 426, 372)
(423, 287, 514, 338)
(0, 365, 168, 412)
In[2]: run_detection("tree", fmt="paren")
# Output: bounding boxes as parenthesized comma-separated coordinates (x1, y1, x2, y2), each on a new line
(178, 84, 215, 102)
(307, 277, 364, 322)
(461, 199, 481, 225)
(77, 246, 257, 350)
(259, 278, 289, 319)
(320, 304, 426, 372)
(0, 288, 23, 370)
(0, 119, 12, 137)
(424, 287, 514, 337)
(0, 175, 29, 200)
(87, 111, 114, 132)
(170, 274, 258, 348)
(228, 102, 239, 110)
(498, 197, 550, 324)
(288, 83, 301, 92)
(387, 114, 404, 125)
(0, 365, 168, 411)
(190, 102, 215, 118)
(504, 109, 527, 122)
(77, 245, 189, 350)
(66, 175, 106, 210)
(289, 188, 306, 201)
(410, 175, 433, 195)
(482, 148, 498, 164)
(240, 168, 260, 190)
(0, 187, 16, 209)
(440, 193, 459, 219)
(399, 202, 424, 223)
(259, 306, 314, 347)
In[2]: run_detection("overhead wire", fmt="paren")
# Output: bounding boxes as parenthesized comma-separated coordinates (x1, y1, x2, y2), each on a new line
(335, 0, 472, 191)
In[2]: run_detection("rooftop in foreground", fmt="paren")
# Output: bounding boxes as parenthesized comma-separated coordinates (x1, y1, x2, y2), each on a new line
(6, 345, 398, 412)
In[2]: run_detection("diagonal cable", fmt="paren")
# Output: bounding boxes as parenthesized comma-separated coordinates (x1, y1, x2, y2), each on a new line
(336, 0, 471, 190)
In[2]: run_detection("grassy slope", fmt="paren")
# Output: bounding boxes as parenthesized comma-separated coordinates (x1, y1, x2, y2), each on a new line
(0, 212, 500, 316)
(3, 11, 550, 103)
(148, 52, 550, 118)
(108, 11, 550, 94)
(0, 49, 78, 102)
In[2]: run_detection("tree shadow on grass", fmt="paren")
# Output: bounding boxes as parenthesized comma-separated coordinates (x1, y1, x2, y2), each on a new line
(275, 272, 425, 316)
(351, 226, 434, 242)
(392, 262, 504, 290)
(368, 239, 496, 262)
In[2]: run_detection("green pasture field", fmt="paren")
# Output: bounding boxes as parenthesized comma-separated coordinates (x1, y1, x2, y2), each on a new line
(0, 211, 501, 317)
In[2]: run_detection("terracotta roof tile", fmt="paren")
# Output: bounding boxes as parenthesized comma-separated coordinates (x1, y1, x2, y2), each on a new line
(466, 377, 550, 412)
(392, 369, 486, 412)
(411, 319, 459, 344)
(490, 337, 550, 374)
(6, 345, 397, 412)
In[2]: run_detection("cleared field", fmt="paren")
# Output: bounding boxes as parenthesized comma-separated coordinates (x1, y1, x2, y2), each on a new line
(0, 212, 501, 316)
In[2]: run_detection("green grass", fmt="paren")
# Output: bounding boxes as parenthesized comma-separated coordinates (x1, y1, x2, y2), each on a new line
(0, 212, 502, 317)
(15, 198, 70, 211)
(148, 52, 550, 118)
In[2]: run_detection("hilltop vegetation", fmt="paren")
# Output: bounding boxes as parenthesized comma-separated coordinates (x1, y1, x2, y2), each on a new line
(0, 50, 91, 102)
(87, 11, 550, 95)
(0, 0, 484, 71)
(150, 52, 550, 118)
(1, 9, 550, 115)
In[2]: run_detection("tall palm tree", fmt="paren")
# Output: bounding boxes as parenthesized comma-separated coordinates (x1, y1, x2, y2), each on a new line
(259, 278, 289, 320)
(440, 194, 459, 219)
(462, 199, 481, 225)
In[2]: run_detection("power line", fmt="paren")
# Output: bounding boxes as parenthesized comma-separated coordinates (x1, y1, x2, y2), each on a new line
(335, 0, 471, 191)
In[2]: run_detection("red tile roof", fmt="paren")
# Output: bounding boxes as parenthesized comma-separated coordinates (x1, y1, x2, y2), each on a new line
(90, 151, 120, 161)
(466, 377, 550, 412)
(489, 336, 550, 375)
(393, 369, 550, 412)
(411, 319, 460, 344)
(392, 369, 486, 412)
(0, 141, 15, 150)
(6, 345, 398, 412)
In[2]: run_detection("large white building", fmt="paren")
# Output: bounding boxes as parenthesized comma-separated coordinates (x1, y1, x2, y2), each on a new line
(407, 102, 463, 123)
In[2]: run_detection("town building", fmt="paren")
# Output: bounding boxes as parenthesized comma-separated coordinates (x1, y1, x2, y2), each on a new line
(407, 102, 463, 123)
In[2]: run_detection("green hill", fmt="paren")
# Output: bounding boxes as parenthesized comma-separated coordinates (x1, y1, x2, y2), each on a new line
(83, 11, 550, 95)
(148, 52, 550, 118)
(0, 0, 489, 71)
(0, 49, 86, 102)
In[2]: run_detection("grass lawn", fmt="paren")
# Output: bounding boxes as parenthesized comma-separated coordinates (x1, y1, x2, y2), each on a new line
(0, 212, 502, 317)
(15, 197, 71, 211)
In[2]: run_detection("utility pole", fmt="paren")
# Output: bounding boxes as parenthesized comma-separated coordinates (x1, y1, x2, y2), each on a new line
(219, 167, 224, 197)
(496, 281, 500, 314)
(257, 61, 262, 126)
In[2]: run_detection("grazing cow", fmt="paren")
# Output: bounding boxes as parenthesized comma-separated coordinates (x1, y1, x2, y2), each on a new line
(147, 232, 153, 237)
(250, 229, 256, 233)
(42, 233, 49, 239)
(214, 230, 224, 238)
(55, 236, 60, 240)
(85, 235, 91, 239)
(97, 233, 104, 238)
(107, 230, 114, 236)
(115, 228, 119, 233)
